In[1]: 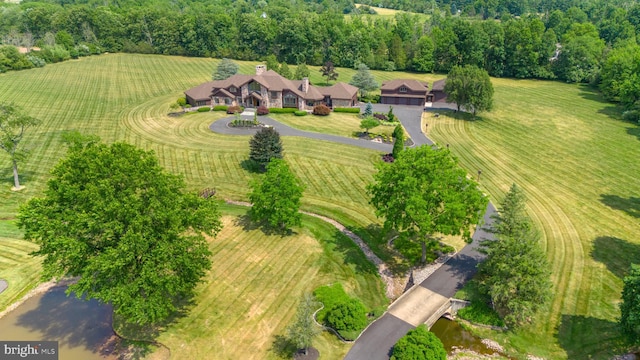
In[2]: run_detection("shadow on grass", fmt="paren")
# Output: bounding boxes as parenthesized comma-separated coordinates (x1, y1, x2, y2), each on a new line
(0, 169, 37, 188)
(628, 126, 640, 141)
(240, 159, 265, 174)
(600, 194, 640, 219)
(577, 86, 625, 121)
(350, 224, 411, 275)
(557, 314, 626, 359)
(270, 334, 297, 358)
(591, 236, 640, 279)
(327, 228, 378, 275)
(232, 213, 298, 237)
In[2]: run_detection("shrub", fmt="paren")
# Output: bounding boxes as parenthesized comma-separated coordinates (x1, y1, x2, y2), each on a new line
(373, 113, 388, 121)
(313, 104, 331, 116)
(457, 301, 505, 327)
(294, 110, 307, 116)
(623, 109, 640, 124)
(76, 44, 91, 57)
(257, 105, 269, 115)
(269, 108, 297, 113)
(326, 299, 368, 333)
(227, 105, 242, 114)
(334, 107, 360, 113)
(313, 284, 351, 323)
(27, 55, 46, 68)
(197, 107, 210, 112)
(176, 97, 187, 107)
(212, 105, 228, 111)
(391, 325, 446, 360)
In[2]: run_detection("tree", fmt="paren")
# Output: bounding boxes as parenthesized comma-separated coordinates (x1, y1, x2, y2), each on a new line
(287, 293, 320, 355)
(478, 184, 552, 328)
(294, 63, 310, 80)
(319, 61, 338, 84)
(326, 298, 368, 333)
(0, 102, 40, 190)
(411, 35, 435, 73)
(249, 158, 304, 230)
(360, 117, 379, 134)
(349, 63, 379, 98)
(391, 325, 446, 360)
(620, 264, 640, 342)
(392, 125, 405, 159)
(249, 127, 283, 171)
(363, 102, 373, 117)
(444, 65, 494, 117)
(265, 54, 280, 72)
(213, 58, 239, 80)
(18, 137, 222, 325)
(367, 146, 487, 264)
(279, 62, 292, 79)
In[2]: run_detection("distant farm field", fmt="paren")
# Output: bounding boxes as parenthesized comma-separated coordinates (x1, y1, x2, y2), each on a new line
(0, 54, 638, 358)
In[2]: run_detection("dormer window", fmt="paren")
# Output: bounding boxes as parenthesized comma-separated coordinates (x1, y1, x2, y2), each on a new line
(399, 86, 408, 93)
(230, 86, 237, 93)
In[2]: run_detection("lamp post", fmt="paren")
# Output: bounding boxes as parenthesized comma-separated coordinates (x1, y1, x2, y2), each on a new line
(477, 169, 482, 182)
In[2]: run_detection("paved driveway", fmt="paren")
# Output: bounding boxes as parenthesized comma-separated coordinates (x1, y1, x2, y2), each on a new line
(361, 104, 434, 146)
(209, 115, 392, 152)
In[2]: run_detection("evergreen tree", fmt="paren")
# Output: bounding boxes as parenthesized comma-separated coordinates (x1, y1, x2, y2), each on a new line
(279, 62, 292, 79)
(392, 126, 404, 159)
(349, 63, 379, 98)
(212, 58, 239, 80)
(363, 102, 373, 117)
(249, 127, 283, 171)
(265, 54, 280, 72)
(479, 184, 552, 328)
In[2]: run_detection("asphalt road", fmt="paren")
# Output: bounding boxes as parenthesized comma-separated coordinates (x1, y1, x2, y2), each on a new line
(208, 105, 498, 360)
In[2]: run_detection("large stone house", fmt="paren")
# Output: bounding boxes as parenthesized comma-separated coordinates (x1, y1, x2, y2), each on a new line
(184, 65, 358, 110)
(379, 79, 430, 106)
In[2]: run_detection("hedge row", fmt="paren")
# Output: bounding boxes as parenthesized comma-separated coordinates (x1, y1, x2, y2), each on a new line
(268, 107, 298, 113)
(294, 110, 307, 116)
(212, 105, 228, 111)
(333, 107, 361, 113)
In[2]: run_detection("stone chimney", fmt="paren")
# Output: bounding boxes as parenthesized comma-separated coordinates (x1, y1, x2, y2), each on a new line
(302, 77, 309, 93)
(256, 65, 266, 76)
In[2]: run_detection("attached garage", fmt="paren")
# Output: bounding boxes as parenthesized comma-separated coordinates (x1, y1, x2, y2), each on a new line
(379, 79, 429, 106)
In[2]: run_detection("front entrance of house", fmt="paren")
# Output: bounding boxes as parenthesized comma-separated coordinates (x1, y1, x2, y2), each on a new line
(247, 92, 262, 108)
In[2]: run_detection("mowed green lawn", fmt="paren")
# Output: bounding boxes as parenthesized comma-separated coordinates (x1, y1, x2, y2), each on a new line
(1, 54, 637, 358)
(143, 205, 386, 359)
(428, 79, 640, 358)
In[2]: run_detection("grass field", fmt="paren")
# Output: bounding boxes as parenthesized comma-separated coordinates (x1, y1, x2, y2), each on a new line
(351, 3, 431, 21)
(428, 79, 640, 358)
(119, 204, 387, 359)
(0, 53, 638, 358)
(0, 237, 41, 312)
(268, 112, 402, 140)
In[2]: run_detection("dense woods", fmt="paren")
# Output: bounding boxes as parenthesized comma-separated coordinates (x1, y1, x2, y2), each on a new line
(0, 0, 639, 111)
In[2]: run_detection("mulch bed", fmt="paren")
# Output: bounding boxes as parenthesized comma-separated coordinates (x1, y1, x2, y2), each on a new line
(293, 347, 319, 360)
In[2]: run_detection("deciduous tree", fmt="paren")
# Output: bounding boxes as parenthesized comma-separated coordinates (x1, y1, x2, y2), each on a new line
(391, 325, 446, 360)
(478, 184, 552, 328)
(319, 61, 338, 84)
(212, 58, 239, 80)
(0, 102, 40, 190)
(249, 158, 304, 230)
(360, 117, 379, 134)
(620, 264, 640, 342)
(18, 136, 222, 325)
(444, 64, 494, 117)
(367, 146, 487, 263)
(287, 293, 320, 355)
(249, 127, 283, 171)
(294, 63, 310, 80)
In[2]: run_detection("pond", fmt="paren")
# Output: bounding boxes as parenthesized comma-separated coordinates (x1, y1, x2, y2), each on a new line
(430, 317, 495, 355)
(0, 286, 117, 360)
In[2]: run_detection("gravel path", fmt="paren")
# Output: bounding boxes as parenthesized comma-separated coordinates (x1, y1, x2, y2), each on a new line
(224, 200, 398, 299)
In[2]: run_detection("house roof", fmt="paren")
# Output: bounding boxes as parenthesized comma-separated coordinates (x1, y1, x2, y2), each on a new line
(184, 70, 354, 102)
(184, 81, 217, 101)
(319, 82, 359, 100)
(380, 79, 429, 92)
(431, 79, 446, 91)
